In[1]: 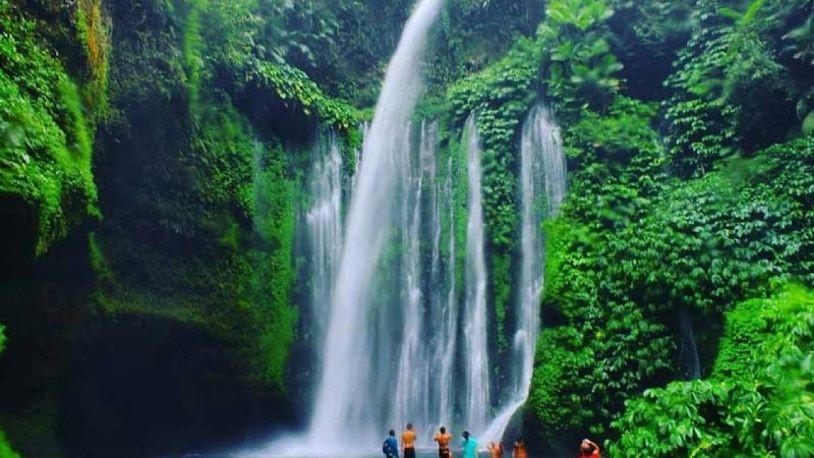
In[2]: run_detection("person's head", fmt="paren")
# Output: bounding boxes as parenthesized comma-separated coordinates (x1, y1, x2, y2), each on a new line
(407, 423, 413, 431)
(440, 426, 446, 434)
(580, 439, 592, 452)
(463, 431, 470, 440)
(389, 429, 395, 437)
(516, 436, 524, 445)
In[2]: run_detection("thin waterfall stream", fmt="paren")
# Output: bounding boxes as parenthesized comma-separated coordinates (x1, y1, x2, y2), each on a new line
(462, 115, 491, 435)
(482, 104, 567, 442)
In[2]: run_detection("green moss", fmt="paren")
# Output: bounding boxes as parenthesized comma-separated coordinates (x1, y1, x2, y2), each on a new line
(182, 0, 203, 115)
(0, 326, 20, 458)
(0, 430, 20, 458)
(75, 0, 111, 121)
(0, 3, 99, 255)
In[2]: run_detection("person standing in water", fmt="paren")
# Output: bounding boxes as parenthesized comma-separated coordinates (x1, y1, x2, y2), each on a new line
(512, 437, 528, 458)
(578, 438, 601, 458)
(402, 423, 417, 458)
(461, 431, 478, 458)
(383, 429, 399, 458)
(434, 426, 453, 458)
(488, 440, 504, 457)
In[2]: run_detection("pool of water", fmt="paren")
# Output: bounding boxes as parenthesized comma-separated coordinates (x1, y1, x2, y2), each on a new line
(180, 451, 556, 458)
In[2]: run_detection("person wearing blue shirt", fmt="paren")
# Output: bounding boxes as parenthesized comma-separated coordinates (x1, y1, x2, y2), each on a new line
(383, 429, 399, 458)
(462, 430, 478, 458)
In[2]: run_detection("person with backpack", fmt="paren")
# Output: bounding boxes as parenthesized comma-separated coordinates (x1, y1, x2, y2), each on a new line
(383, 429, 399, 458)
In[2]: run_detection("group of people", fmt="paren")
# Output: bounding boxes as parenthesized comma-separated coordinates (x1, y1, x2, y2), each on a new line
(382, 424, 531, 458)
(383, 424, 602, 458)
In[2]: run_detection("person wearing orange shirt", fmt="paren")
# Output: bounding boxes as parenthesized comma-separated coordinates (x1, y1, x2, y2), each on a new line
(512, 437, 528, 458)
(433, 426, 453, 458)
(488, 441, 504, 457)
(578, 438, 601, 458)
(402, 423, 417, 458)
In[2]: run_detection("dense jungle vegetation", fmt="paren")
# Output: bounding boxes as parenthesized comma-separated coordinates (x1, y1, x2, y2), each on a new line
(0, 0, 812, 456)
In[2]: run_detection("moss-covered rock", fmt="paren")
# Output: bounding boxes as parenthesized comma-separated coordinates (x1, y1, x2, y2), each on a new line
(0, 2, 99, 256)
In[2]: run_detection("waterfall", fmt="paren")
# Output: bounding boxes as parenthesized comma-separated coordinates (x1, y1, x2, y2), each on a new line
(307, 0, 444, 452)
(437, 157, 457, 431)
(482, 104, 567, 442)
(252, 8, 572, 454)
(462, 115, 491, 435)
(678, 306, 701, 380)
(305, 132, 343, 353)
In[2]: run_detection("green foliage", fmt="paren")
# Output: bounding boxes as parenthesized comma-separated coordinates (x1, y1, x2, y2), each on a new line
(0, 430, 19, 458)
(609, 0, 691, 48)
(247, 142, 298, 388)
(539, 0, 623, 113)
(245, 60, 361, 133)
(433, 0, 545, 89)
(783, 13, 814, 66)
(0, 325, 19, 458)
(530, 97, 673, 438)
(662, 0, 805, 177)
(0, 2, 98, 255)
(620, 137, 814, 314)
(561, 97, 667, 229)
(611, 286, 814, 457)
(530, 115, 814, 441)
(449, 38, 541, 349)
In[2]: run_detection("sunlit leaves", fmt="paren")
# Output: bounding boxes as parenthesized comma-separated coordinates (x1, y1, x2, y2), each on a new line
(538, 0, 623, 112)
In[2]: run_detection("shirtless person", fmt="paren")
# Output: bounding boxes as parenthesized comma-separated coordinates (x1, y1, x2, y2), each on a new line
(433, 426, 453, 458)
(488, 441, 504, 458)
(512, 437, 528, 458)
(578, 438, 601, 458)
(402, 423, 417, 458)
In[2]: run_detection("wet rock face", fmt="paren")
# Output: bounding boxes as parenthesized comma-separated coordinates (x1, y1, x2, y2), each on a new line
(0, 195, 38, 276)
(58, 315, 289, 457)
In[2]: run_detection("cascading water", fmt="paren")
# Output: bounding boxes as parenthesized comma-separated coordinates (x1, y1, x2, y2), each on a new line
(678, 306, 701, 380)
(482, 104, 567, 442)
(438, 155, 457, 428)
(391, 121, 443, 433)
(461, 115, 491, 435)
(307, 0, 444, 452)
(254, 6, 570, 452)
(305, 133, 343, 353)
